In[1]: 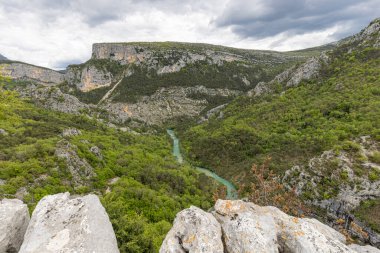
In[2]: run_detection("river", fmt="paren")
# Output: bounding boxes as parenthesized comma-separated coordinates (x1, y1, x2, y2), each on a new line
(167, 129, 238, 199)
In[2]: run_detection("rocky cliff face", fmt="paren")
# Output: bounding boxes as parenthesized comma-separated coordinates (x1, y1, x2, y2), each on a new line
(283, 136, 380, 247)
(0, 62, 64, 85)
(161, 199, 380, 253)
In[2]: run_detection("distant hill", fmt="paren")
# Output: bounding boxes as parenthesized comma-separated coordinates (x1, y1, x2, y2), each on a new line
(0, 54, 8, 61)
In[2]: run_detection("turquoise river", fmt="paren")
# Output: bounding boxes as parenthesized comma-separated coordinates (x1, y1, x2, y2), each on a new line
(167, 129, 238, 199)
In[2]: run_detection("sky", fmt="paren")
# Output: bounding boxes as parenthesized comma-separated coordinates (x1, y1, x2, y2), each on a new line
(0, 0, 379, 69)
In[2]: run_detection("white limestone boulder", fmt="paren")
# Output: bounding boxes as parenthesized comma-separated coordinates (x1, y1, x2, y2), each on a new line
(19, 192, 119, 253)
(160, 206, 223, 253)
(0, 198, 30, 253)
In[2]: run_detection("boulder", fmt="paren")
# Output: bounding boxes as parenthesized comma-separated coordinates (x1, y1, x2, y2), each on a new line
(160, 206, 223, 253)
(213, 200, 278, 253)
(0, 198, 30, 253)
(162, 200, 371, 252)
(62, 128, 82, 137)
(19, 192, 119, 253)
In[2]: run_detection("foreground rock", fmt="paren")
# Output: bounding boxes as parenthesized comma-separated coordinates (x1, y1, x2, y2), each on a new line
(161, 199, 380, 253)
(160, 206, 223, 253)
(19, 192, 119, 253)
(0, 199, 30, 253)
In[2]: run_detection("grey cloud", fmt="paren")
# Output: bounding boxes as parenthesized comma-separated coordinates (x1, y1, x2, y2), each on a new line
(215, 0, 380, 40)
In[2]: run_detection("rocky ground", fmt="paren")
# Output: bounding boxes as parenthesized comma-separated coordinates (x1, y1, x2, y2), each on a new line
(160, 200, 380, 253)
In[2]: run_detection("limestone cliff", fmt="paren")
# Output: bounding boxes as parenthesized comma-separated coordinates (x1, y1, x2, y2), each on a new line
(0, 62, 64, 85)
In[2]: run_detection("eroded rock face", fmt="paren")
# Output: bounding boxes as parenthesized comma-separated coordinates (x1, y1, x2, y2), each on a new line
(161, 200, 379, 253)
(0, 199, 30, 253)
(160, 206, 223, 253)
(0, 63, 64, 85)
(55, 140, 95, 186)
(103, 85, 241, 125)
(66, 65, 113, 92)
(19, 192, 119, 253)
(18, 86, 90, 114)
(213, 200, 278, 253)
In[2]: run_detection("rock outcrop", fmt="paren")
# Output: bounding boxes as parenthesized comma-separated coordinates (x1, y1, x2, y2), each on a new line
(55, 140, 95, 186)
(283, 136, 380, 246)
(0, 62, 64, 85)
(0, 199, 30, 253)
(103, 85, 242, 125)
(65, 65, 113, 92)
(19, 86, 91, 114)
(19, 192, 119, 253)
(161, 200, 380, 253)
(160, 206, 223, 253)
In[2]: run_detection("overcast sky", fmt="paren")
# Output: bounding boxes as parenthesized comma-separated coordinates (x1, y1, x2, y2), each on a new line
(0, 0, 379, 69)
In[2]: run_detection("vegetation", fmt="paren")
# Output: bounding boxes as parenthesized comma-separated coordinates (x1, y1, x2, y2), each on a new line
(182, 46, 380, 182)
(354, 199, 380, 233)
(0, 75, 214, 252)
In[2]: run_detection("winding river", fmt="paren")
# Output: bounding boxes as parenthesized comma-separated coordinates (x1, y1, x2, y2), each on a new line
(167, 129, 238, 199)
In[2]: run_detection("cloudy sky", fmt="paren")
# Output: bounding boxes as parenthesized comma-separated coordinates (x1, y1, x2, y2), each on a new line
(0, 0, 379, 69)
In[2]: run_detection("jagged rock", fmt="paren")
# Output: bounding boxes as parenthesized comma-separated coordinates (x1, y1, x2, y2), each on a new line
(20, 86, 90, 114)
(213, 200, 278, 253)
(66, 65, 113, 92)
(103, 85, 241, 125)
(62, 128, 82, 137)
(285, 53, 328, 87)
(248, 52, 329, 97)
(0, 62, 64, 85)
(163, 200, 371, 252)
(90, 146, 103, 159)
(55, 140, 95, 186)
(350, 244, 380, 253)
(160, 206, 223, 253)
(19, 192, 119, 253)
(198, 104, 227, 123)
(108, 177, 120, 185)
(0, 199, 30, 253)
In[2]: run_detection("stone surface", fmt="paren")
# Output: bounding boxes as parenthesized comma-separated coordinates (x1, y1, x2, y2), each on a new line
(66, 65, 113, 92)
(19, 192, 119, 253)
(90, 146, 103, 159)
(0, 62, 64, 85)
(19, 86, 90, 115)
(213, 200, 278, 253)
(162, 200, 378, 252)
(350, 244, 380, 253)
(62, 128, 82, 137)
(0, 198, 30, 253)
(103, 85, 241, 125)
(160, 206, 223, 253)
(0, 128, 8, 135)
(55, 140, 95, 186)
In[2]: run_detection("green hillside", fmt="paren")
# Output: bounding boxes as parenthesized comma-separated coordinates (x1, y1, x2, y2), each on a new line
(0, 77, 214, 252)
(181, 38, 380, 191)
